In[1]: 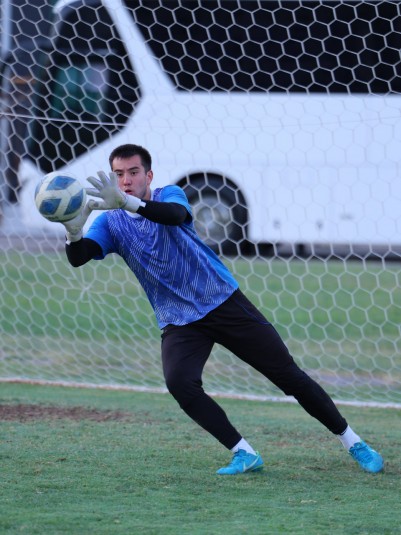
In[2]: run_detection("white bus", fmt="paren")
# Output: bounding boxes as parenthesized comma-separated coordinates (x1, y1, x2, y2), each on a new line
(20, 0, 401, 252)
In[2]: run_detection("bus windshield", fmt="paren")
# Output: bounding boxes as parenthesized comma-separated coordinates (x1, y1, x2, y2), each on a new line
(28, 1, 140, 173)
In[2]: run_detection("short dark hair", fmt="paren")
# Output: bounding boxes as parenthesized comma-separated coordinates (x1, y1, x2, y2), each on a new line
(109, 144, 152, 172)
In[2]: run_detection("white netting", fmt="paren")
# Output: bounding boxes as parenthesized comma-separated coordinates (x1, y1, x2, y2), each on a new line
(0, 0, 400, 406)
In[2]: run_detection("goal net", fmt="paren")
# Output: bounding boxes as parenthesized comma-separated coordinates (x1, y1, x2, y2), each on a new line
(1, 0, 400, 407)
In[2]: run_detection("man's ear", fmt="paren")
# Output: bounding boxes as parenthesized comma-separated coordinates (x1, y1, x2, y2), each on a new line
(146, 170, 154, 185)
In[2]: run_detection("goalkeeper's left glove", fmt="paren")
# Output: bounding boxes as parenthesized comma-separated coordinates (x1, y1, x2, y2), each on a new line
(86, 171, 144, 213)
(63, 201, 94, 243)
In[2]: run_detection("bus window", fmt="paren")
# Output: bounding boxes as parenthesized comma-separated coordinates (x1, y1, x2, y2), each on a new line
(28, 1, 141, 174)
(51, 62, 108, 119)
(127, 0, 401, 94)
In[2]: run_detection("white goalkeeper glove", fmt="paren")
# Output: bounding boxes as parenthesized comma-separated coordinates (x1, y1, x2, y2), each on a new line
(63, 201, 94, 243)
(86, 171, 144, 213)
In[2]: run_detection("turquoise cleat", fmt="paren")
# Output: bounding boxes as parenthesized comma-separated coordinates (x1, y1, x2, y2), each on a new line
(217, 449, 264, 475)
(349, 441, 384, 473)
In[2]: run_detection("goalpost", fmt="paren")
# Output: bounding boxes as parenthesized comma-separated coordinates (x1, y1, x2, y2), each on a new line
(0, 0, 400, 408)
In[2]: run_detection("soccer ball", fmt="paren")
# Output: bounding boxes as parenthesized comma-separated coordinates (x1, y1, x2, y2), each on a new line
(34, 172, 86, 222)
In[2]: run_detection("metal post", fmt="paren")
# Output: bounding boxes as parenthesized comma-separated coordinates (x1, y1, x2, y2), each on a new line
(0, 0, 13, 207)
(1, 0, 12, 60)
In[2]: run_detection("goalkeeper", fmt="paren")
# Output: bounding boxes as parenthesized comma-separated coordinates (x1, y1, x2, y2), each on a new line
(64, 143, 384, 475)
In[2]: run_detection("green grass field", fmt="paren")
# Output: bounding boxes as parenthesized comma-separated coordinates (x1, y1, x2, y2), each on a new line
(0, 250, 400, 403)
(1, 249, 400, 533)
(0, 382, 400, 535)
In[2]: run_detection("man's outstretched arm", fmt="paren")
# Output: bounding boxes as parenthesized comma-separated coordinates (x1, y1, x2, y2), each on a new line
(65, 238, 102, 267)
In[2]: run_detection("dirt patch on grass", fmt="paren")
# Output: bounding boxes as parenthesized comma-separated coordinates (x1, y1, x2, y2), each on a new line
(0, 404, 133, 422)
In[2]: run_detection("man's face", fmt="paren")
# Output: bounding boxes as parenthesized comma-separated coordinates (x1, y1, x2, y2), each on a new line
(112, 155, 153, 201)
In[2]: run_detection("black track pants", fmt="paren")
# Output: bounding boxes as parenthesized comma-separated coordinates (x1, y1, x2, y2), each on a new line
(161, 289, 347, 450)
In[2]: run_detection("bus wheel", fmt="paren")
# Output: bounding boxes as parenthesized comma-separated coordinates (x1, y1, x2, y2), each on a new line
(181, 174, 248, 255)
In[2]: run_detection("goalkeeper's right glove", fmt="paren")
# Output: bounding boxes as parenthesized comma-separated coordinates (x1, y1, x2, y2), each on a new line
(63, 201, 94, 243)
(86, 171, 145, 213)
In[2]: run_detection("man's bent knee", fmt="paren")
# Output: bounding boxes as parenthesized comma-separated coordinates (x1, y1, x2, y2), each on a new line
(164, 371, 204, 408)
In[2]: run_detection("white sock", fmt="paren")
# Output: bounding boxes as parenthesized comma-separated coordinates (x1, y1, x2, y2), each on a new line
(231, 438, 256, 455)
(337, 425, 362, 450)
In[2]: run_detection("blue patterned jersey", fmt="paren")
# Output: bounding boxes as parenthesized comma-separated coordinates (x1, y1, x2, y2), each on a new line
(85, 185, 239, 328)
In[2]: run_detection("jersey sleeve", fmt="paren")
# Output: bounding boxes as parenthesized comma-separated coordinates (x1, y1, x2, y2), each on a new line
(160, 185, 192, 220)
(84, 212, 115, 259)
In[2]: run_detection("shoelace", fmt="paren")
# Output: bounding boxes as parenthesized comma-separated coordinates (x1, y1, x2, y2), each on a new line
(352, 444, 372, 462)
(230, 451, 247, 465)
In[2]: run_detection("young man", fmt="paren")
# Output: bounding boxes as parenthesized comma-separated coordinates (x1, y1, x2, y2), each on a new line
(64, 143, 384, 475)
